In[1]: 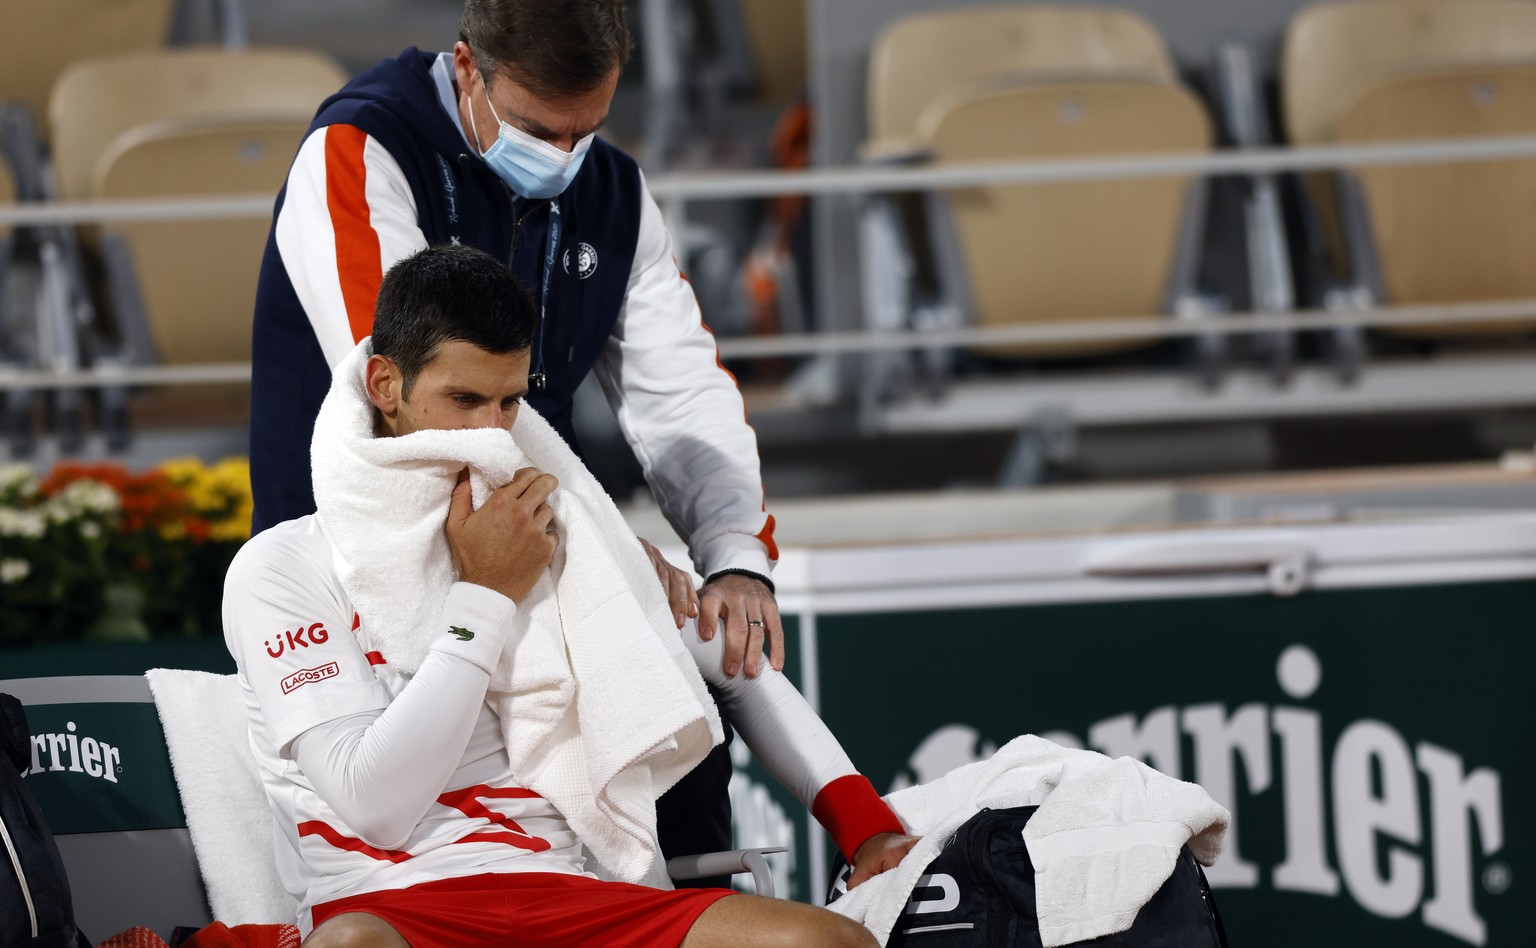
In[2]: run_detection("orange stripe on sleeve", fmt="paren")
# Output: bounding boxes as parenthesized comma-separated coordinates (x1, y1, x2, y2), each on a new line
(696, 313, 778, 562)
(324, 125, 384, 343)
(758, 513, 779, 562)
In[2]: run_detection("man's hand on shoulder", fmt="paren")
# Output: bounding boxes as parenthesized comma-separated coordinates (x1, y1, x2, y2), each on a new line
(699, 572, 783, 678)
(848, 832, 921, 890)
(444, 467, 558, 602)
(639, 538, 699, 630)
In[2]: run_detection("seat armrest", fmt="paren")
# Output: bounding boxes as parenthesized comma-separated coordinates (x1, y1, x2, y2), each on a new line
(666, 847, 787, 898)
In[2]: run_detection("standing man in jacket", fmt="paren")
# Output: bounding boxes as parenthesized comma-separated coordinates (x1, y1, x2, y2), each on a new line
(248, 0, 776, 873)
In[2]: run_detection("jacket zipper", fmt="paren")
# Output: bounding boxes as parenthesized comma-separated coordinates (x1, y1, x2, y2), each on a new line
(506, 186, 524, 269)
(503, 186, 549, 271)
(503, 189, 553, 389)
(1, 817, 39, 938)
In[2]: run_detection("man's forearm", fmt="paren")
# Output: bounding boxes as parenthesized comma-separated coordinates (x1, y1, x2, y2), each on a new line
(289, 582, 513, 848)
(681, 621, 902, 859)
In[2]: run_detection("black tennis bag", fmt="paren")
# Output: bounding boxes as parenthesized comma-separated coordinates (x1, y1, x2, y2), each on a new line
(827, 806, 1227, 947)
(1, 693, 90, 948)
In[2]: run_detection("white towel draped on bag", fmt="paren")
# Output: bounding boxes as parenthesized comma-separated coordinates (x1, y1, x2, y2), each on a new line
(828, 735, 1230, 947)
(310, 339, 722, 886)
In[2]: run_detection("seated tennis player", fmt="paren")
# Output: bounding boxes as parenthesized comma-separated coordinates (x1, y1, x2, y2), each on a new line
(223, 245, 916, 947)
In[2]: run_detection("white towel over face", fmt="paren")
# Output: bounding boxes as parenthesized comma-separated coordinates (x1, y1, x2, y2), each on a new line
(309, 339, 722, 885)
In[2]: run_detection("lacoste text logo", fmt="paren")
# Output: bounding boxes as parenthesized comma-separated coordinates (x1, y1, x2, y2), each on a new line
(282, 662, 340, 695)
(448, 626, 474, 641)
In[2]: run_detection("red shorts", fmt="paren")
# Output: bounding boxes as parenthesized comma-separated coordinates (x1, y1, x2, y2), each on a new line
(309, 872, 735, 947)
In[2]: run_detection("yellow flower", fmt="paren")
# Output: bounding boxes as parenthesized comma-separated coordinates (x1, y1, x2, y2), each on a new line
(152, 456, 254, 542)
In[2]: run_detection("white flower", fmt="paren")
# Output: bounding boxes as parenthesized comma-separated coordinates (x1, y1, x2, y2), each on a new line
(0, 465, 36, 495)
(45, 480, 120, 522)
(79, 521, 102, 540)
(0, 507, 46, 539)
(63, 479, 120, 514)
(0, 558, 30, 584)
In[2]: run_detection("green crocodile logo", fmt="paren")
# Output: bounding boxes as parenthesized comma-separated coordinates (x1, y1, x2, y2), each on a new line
(447, 626, 474, 642)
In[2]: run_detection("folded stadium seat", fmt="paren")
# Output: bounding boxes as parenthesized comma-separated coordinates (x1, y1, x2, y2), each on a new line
(859, 5, 1213, 383)
(922, 81, 1211, 360)
(0, 0, 175, 143)
(0, 140, 42, 456)
(864, 6, 1177, 160)
(1333, 63, 1536, 335)
(1280, 0, 1536, 340)
(0, 0, 176, 454)
(47, 47, 347, 368)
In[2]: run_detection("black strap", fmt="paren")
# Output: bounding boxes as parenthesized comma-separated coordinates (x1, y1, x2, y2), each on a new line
(704, 568, 775, 596)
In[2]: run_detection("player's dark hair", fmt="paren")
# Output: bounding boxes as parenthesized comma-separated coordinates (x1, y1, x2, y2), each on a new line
(460, 0, 633, 98)
(372, 244, 535, 398)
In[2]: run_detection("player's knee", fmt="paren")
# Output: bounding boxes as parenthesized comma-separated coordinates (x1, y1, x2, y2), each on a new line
(302, 913, 408, 948)
(785, 909, 879, 948)
(825, 914, 881, 948)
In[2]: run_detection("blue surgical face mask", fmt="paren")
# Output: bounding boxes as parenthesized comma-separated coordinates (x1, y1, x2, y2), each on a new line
(470, 78, 594, 199)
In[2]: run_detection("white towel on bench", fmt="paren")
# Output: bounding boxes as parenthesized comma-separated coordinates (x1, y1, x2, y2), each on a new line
(145, 668, 298, 925)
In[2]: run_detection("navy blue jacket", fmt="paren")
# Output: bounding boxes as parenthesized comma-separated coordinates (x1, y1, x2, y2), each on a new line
(249, 49, 642, 533)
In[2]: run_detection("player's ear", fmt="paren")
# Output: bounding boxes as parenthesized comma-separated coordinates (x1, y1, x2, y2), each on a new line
(365, 354, 405, 418)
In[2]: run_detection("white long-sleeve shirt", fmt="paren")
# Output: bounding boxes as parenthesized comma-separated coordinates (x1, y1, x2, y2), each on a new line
(224, 516, 898, 932)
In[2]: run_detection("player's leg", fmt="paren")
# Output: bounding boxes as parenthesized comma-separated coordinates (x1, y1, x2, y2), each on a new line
(680, 893, 878, 948)
(302, 912, 410, 948)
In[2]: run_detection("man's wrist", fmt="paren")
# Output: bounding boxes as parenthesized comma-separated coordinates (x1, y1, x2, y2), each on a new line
(697, 533, 775, 582)
(704, 568, 775, 596)
(427, 582, 517, 674)
(812, 774, 905, 861)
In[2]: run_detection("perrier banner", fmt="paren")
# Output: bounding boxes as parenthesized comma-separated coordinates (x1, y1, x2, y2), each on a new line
(793, 578, 1530, 947)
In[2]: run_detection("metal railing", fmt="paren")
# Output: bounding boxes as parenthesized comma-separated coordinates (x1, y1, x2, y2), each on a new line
(7, 133, 1536, 389)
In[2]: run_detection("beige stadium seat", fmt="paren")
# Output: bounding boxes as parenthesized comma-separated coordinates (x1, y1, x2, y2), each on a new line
(94, 118, 313, 364)
(1281, 0, 1536, 294)
(861, 6, 1209, 361)
(739, 0, 807, 106)
(0, 0, 175, 140)
(867, 5, 1177, 156)
(1282, 0, 1536, 146)
(50, 47, 348, 201)
(926, 81, 1211, 357)
(1334, 63, 1536, 334)
(48, 48, 346, 365)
